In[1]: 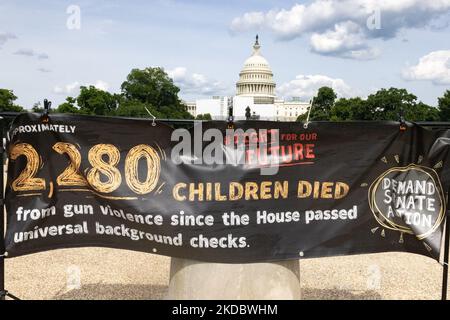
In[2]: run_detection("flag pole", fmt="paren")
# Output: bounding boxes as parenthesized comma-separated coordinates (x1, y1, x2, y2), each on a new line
(442, 187, 450, 300)
(0, 116, 5, 300)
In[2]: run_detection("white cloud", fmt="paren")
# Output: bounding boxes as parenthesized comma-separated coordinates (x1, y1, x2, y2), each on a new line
(93, 80, 109, 91)
(14, 48, 49, 59)
(230, 1, 450, 59)
(310, 21, 380, 60)
(168, 67, 188, 80)
(53, 80, 110, 95)
(402, 50, 450, 85)
(0, 32, 16, 48)
(167, 67, 228, 96)
(53, 81, 80, 95)
(277, 74, 354, 100)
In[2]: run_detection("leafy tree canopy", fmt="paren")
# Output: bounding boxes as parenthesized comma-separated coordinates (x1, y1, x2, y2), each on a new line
(114, 99, 161, 119)
(120, 67, 192, 119)
(3, 72, 449, 123)
(55, 97, 84, 114)
(0, 89, 24, 112)
(196, 113, 212, 120)
(77, 86, 118, 116)
(309, 86, 337, 121)
(331, 97, 372, 121)
(438, 90, 450, 121)
(298, 87, 441, 122)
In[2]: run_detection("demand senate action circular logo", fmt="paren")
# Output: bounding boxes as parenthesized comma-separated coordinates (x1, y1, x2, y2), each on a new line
(368, 164, 445, 240)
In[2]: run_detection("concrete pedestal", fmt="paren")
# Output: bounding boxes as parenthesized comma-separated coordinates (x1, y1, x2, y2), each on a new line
(167, 258, 300, 300)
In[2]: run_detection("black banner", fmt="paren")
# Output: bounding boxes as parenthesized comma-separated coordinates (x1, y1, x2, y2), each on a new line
(3, 113, 450, 262)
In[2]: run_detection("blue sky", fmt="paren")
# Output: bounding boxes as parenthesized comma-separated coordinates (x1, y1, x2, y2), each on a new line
(1, 0, 450, 109)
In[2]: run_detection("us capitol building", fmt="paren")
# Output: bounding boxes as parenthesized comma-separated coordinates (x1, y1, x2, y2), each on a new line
(185, 36, 310, 121)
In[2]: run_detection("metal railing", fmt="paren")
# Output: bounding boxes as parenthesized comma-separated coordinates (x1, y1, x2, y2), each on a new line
(1, 111, 449, 130)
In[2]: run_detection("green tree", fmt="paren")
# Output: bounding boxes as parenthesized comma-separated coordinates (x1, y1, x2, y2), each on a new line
(438, 90, 450, 121)
(31, 102, 44, 113)
(115, 99, 161, 118)
(195, 113, 212, 120)
(309, 87, 337, 121)
(0, 89, 24, 112)
(121, 67, 192, 119)
(365, 88, 440, 121)
(365, 88, 413, 120)
(296, 87, 336, 121)
(331, 97, 373, 121)
(56, 97, 82, 114)
(299, 87, 439, 122)
(412, 102, 440, 121)
(77, 86, 117, 115)
(296, 113, 307, 122)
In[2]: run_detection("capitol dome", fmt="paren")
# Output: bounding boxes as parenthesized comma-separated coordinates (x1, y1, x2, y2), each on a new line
(236, 35, 276, 104)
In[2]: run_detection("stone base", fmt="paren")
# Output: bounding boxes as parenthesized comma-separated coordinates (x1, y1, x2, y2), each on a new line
(167, 258, 300, 300)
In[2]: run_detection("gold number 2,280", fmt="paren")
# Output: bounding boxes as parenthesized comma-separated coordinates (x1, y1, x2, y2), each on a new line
(10, 142, 162, 195)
